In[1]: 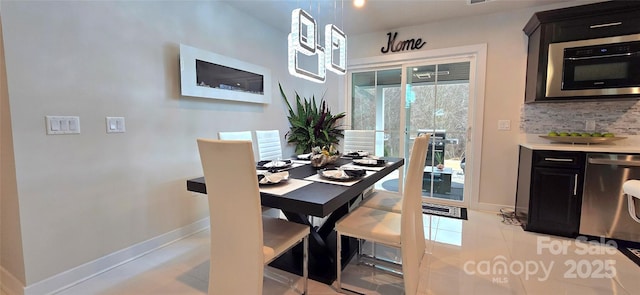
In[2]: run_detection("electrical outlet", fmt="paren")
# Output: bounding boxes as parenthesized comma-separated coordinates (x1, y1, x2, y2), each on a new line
(585, 120, 596, 131)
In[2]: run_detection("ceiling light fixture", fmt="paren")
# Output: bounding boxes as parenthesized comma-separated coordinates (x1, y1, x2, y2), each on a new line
(353, 0, 365, 8)
(288, 2, 347, 83)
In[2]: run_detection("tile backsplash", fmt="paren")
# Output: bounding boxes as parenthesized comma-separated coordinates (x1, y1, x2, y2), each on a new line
(521, 100, 640, 135)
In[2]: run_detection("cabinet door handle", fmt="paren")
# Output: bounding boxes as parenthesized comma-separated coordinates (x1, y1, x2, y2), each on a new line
(573, 174, 578, 196)
(544, 157, 573, 162)
(589, 22, 622, 29)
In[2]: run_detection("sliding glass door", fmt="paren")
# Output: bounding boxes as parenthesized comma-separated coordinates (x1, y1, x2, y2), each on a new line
(349, 57, 472, 207)
(351, 68, 402, 158)
(405, 61, 470, 205)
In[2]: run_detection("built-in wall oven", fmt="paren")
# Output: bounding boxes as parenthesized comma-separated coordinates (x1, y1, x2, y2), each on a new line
(581, 154, 640, 242)
(546, 33, 640, 98)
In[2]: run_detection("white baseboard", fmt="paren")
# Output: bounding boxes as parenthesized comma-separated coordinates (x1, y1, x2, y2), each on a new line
(1, 267, 25, 295)
(24, 218, 209, 295)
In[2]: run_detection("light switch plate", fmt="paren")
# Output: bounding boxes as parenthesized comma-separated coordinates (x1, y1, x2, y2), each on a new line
(498, 119, 511, 131)
(106, 117, 126, 133)
(46, 116, 80, 135)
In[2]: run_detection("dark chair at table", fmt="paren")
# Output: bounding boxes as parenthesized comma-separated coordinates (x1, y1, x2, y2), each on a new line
(197, 139, 309, 294)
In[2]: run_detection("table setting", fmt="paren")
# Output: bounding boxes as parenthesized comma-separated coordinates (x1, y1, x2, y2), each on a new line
(304, 167, 373, 186)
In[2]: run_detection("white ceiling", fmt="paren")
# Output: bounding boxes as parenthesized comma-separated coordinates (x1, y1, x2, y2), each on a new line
(224, 0, 578, 35)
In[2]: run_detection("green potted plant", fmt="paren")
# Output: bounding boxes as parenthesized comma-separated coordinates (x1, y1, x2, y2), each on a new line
(279, 83, 346, 154)
(435, 151, 445, 170)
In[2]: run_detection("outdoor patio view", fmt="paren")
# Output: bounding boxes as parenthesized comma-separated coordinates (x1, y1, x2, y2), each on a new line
(351, 66, 469, 201)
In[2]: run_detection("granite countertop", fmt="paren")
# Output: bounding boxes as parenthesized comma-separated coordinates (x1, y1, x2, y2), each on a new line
(521, 134, 640, 153)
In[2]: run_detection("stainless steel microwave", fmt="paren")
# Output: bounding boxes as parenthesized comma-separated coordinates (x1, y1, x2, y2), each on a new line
(546, 33, 640, 98)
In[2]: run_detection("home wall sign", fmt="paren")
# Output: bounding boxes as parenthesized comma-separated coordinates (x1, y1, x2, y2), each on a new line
(381, 32, 426, 54)
(288, 8, 347, 83)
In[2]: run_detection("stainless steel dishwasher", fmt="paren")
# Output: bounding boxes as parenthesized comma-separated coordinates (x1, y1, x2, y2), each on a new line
(581, 153, 640, 242)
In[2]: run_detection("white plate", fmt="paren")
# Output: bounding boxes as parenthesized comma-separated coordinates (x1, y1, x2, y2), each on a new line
(318, 168, 365, 181)
(257, 160, 292, 170)
(258, 171, 289, 185)
(297, 153, 312, 160)
(353, 159, 386, 167)
(263, 161, 290, 168)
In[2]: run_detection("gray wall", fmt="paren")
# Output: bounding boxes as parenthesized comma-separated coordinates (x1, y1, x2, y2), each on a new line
(1, 10, 27, 287)
(1, 0, 339, 288)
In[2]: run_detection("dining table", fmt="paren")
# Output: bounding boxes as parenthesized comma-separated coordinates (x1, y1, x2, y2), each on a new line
(186, 156, 404, 285)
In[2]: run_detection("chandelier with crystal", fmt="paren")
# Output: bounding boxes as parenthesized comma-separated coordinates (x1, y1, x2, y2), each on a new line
(288, 4, 347, 83)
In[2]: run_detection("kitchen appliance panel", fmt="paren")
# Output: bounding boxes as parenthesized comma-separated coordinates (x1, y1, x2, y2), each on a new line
(546, 33, 640, 98)
(581, 153, 640, 242)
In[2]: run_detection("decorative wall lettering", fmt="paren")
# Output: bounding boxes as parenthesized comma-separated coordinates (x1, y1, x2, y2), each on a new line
(381, 32, 426, 54)
(288, 8, 347, 83)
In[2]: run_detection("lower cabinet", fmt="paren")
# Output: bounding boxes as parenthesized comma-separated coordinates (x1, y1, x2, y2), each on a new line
(516, 147, 584, 237)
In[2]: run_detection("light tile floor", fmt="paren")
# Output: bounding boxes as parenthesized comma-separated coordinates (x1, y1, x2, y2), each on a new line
(53, 210, 639, 295)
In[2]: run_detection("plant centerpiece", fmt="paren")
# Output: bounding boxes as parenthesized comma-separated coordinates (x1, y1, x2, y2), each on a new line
(310, 145, 340, 168)
(279, 83, 346, 155)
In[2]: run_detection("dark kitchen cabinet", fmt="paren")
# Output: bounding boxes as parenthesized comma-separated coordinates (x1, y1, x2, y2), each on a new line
(523, 1, 640, 103)
(550, 11, 640, 43)
(515, 147, 584, 237)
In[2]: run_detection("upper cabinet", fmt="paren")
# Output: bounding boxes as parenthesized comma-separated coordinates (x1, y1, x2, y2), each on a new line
(524, 1, 640, 103)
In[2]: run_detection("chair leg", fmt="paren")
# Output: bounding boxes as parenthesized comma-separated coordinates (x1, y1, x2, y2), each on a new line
(372, 241, 377, 267)
(336, 232, 342, 291)
(303, 236, 308, 295)
(629, 195, 640, 223)
(264, 268, 293, 287)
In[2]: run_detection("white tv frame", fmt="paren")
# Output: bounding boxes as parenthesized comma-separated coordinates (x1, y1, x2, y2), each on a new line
(179, 44, 272, 104)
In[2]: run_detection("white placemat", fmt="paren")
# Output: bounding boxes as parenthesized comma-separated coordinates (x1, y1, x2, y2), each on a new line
(259, 178, 313, 196)
(304, 171, 375, 186)
(340, 162, 394, 171)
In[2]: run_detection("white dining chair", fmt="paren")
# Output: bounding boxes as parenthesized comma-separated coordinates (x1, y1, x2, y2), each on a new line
(218, 130, 277, 213)
(335, 134, 429, 295)
(255, 130, 283, 161)
(197, 139, 309, 295)
(343, 129, 377, 198)
(218, 131, 253, 141)
(343, 130, 375, 154)
(623, 180, 640, 223)
(360, 133, 432, 214)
